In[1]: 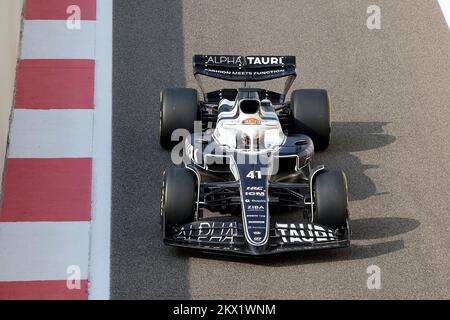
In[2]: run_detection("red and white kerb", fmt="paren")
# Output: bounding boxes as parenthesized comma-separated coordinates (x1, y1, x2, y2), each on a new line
(0, 0, 98, 300)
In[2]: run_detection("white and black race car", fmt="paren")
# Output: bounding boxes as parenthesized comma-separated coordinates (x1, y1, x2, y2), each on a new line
(159, 55, 350, 255)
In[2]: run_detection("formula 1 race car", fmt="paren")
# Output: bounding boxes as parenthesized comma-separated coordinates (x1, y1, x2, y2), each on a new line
(159, 55, 350, 255)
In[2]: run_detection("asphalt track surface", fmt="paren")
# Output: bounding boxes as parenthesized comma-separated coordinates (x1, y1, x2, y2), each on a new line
(111, 0, 450, 299)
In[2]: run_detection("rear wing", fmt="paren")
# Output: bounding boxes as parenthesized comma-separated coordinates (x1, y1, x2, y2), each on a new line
(193, 55, 296, 82)
(193, 55, 297, 100)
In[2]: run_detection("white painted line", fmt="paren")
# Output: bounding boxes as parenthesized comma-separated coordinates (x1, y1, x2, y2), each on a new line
(21, 20, 96, 59)
(438, 0, 450, 30)
(0, 222, 90, 281)
(88, 0, 113, 300)
(8, 110, 93, 158)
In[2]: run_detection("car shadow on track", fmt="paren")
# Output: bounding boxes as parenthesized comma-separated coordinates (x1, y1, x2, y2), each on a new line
(351, 217, 420, 240)
(314, 121, 396, 201)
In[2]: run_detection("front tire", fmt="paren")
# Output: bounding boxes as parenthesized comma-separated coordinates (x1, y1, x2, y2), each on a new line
(160, 88, 199, 150)
(313, 169, 348, 230)
(161, 168, 197, 232)
(290, 89, 331, 151)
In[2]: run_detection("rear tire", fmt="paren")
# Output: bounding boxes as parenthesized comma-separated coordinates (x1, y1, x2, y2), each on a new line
(160, 88, 199, 150)
(160, 168, 197, 231)
(313, 169, 348, 230)
(290, 89, 331, 151)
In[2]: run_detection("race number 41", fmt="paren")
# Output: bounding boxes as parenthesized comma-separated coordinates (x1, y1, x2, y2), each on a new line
(246, 170, 262, 179)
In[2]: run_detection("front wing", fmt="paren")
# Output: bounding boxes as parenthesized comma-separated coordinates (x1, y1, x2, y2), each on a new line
(164, 219, 350, 256)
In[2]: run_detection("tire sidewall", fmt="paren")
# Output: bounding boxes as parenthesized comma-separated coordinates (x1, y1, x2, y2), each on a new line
(160, 88, 199, 149)
(161, 167, 197, 231)
(313, 169, 348, 230)
(291, 89, 331, 151)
